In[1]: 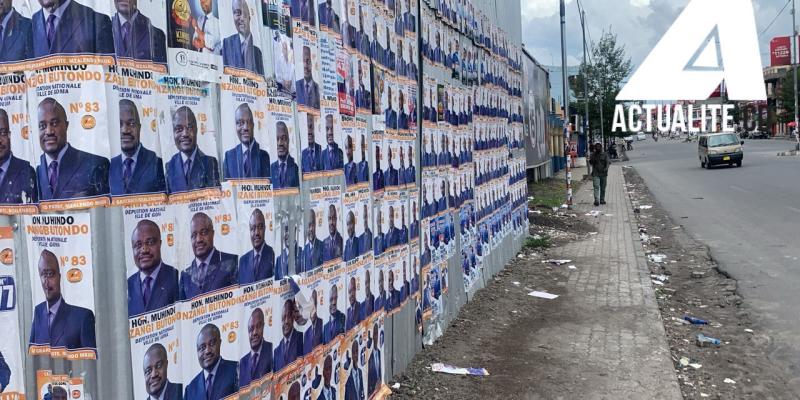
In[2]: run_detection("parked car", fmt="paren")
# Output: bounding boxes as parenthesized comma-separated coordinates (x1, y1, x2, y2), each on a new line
(636, 132, 647, 141)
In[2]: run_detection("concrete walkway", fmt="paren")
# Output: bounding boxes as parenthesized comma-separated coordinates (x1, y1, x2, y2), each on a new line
(535, 164, 681, 399)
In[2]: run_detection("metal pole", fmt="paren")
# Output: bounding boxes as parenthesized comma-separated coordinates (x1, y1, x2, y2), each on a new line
(581, 10, 590, 148)
(560, 0, 573, 208)
(794, 0, 800, 149)
(599, 94, 605, 150)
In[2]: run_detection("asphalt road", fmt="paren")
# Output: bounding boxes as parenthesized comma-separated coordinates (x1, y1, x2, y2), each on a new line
(625, 137, 800, 386)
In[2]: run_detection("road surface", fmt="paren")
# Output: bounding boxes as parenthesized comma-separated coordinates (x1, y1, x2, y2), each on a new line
(626, 138, 800, 387)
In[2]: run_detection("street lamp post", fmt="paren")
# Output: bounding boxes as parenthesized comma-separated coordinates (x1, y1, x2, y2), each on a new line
(560, 0, 573, 209)
(794, 0, 800, 149)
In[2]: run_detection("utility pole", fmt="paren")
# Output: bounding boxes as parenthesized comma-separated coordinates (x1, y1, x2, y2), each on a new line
(794, 0, 800, 149)
(560, 0, 573, 208)
(581, 9, 590, 147)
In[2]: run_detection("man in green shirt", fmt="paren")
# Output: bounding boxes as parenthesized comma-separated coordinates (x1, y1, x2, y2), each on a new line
(589, 143, 610, 207)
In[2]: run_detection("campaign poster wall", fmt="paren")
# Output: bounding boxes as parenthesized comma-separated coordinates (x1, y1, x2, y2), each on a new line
(24, 213, 97, 360)
(343, 244, 367, 332)
(0, 73, 37, 213)
(108, 67, 168, 204)
(166, 0, 223, 81)
(0, 227, 26, 398)
(342, 187, 371, 262)
(123, 205, 183, 400)
(27, 65, 112, 210)
(157, 77, 220, 198)
(315, 104, 343, 177)
(235, 182, 277, 284)
(324, 264, 347, 345)
(306, 185, 343, 271)
(110, 0, 169, 72)
(237, 274, 276, 395)
(219, 0, 266, 80)
(342, 115, 369, 189)
(220, 75, 270, 181)
(293, 25, 321, 113)
(266, 94, 301, 192)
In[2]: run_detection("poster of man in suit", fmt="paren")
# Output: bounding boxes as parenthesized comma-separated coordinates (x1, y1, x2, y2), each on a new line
(304, 185, 343, 270)
(342, 186, 369, 264)
(29, 0, 115, 60)
(166, 0, 222, 82)
(235, 184, 276, 285)
(24, 213, 97, 359)
(109, 77, 167, 198)
(220, 80, 270, 181)
(263, 0, 293, 93)
(341, 115, 368, 188)
(293, 34, 321, 112)
(0, 87, 38, 209)
(0, 227, 26, 397)
(220, 0, 265, 77)
(158, 78, 220, 196)
(111, 0, 168, 66)
(266, 96, 300, 191)
(28, 67, 113, 205)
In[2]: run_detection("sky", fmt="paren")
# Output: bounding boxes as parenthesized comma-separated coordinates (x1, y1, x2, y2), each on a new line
(521, 0, 794, 70)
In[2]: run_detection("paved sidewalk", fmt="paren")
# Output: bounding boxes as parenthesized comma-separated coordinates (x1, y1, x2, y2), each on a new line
(539, 164, 681, 399)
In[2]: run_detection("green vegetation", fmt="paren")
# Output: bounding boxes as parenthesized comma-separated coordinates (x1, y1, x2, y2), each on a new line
(524, 235, 551, 250)
(528, 178, 580, 209)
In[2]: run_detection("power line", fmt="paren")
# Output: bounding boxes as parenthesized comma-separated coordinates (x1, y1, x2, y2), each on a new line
(760, 0, 792, 37)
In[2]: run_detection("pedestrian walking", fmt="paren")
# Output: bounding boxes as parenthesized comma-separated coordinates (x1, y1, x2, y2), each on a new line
(589, 143, 609, 207)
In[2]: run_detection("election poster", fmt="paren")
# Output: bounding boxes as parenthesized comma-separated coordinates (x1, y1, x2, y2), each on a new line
(108, 67, 168, 204)
(271, 282, 305, 376)
(166, 0, 223, 82)
(293, 24, 321, 113)
(272, 362, 306, 400)
(324, 263, 348, 345)
(27, 65, 112, 210)
(305, 185, 343, 271)
(362, 313, 389, 399)
(219, 0, 266, 80)
(351, 56, 371, 113)
(304, 345, 342, 400)
(408, 189, 419, 243)
(343, 245, 367, 331)
(384, 247, 406, 314)
(237, 275, 276, 395)
(235, 181, 277, 284)
(23, 0, 115, 68)
(342, 115, 369, 189)
(24, 213, 97, 360)
(0, 73, 38, 213)
(157, 77, 221, 198)
(0, 227, 26, 398)
(319, 31, 341, 106)
(111, 0, 169, 72)
(266, 93, 300, 193)
(220, 75, 270, 182)
(337, 46, 355, 116)
(263, 0, 294, 93)
(290, 271, 326, 362)
(315, 104, 343, 177)
(342, 187, 371, 262)
(36, 371, 86, 400)
(370, 124, 384, 194)
(123, 204, 183, 400)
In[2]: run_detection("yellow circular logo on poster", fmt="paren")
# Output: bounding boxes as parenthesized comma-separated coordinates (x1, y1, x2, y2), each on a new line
(71, 389, 81, 399)
(150, 119, 157, 132)
(21, 126, 29, 140)
(171, 0, 191, 27)
(167, 233, 175, 247)
(81, 115, 96, 129)
(67, 268, 83, 283)
(221, 224, 230, 235)
(227, 331, 236, 343)
(0, 248, 13, 265)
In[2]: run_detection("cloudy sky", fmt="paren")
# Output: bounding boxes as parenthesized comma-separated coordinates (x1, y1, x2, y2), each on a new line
(522, 0, 793, 70)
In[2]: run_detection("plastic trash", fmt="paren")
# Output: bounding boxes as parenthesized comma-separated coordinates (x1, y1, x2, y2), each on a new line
(683, 316, 709, 325)
(696, 333, 721, 347)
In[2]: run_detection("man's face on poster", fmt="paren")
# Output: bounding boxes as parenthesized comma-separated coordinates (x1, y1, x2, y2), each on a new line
(325, 115, 335, 146)
(196, 327, 221, 371)
(132, 222, 162, 274)
(38, 101, 68, 157)
(235, 105, 254, 146)
(347, 212, 355, 238)
(190, 214, 215, 259)
(248, 309, 265, 351)
(200, 0, 213, 14)
(172, 109, 197, 155)
(276, 122, 289, 159)
(328, 205, 337, 236)
(306, 114, 315, 146)
(249, 210, 265, 251)
(303, 47, 313, 81)
(307, 210, 316, 241)
(119, 102, 141, 155)
(282, 300, 294, 337)
(114, 0, 137, 17)
(232, 0, 251, 36)
(143, 346, 168, 396)
(0, 112, 10, 161)
(38, 252, 61, 303)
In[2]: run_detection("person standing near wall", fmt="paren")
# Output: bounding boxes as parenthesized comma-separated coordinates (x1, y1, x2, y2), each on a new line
(589, 143, 609, 207)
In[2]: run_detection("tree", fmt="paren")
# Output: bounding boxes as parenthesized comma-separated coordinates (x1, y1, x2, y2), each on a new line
(778, 69, 799, 124)
(570, 31, 633, 139)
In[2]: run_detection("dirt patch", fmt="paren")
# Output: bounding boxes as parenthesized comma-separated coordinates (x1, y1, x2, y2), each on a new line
(623, 166, 796, 399)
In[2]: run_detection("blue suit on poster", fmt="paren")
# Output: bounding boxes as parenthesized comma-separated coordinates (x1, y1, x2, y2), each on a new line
(359, 228, 372, 255)
(178, 250, 239, 300)
(0, 9, 32, 62)
(344, 161, 357, 185)
(126, 263, 179, 317)
(323, 232, 343, 262)
(302, 143, 323, 173)
(112, 11, 167, 63)
(373, 292, 385, 313)
(239, 341, 272, 388)
(322, 145, 344, 171)
(30, 299, 96, 350)
(398, 111, 409, 130)
(270, 155, 300, 189)
(324, 310, 345, 342)
(184, 359, 239, 400)
(273, 329, 303, 371)
(0, 352, 8, 392)
(295, 78, 321, 109)
(31, 0, 115, 57)
(346, 302, 362, 331)
(239, 245, 275, 285)
(223, 141, 270, 180)
(372, 168, 384, 191)
(0, 155, 37, 204)
(373, 231, 385, 256)
(37, 145, 110, 200)
(301, 239, 323, 272)
(384, 108, 397, 129)
(222, 34, 265, 76)
(384, 165, 398, 187)
(409, 221, 419, 239)
(109, 146, 166, 196)
(362, 293, 375, 317)
(344, 236, 359, 262)
(368, 348, 381, 395)
(357, 160, 369, 183)
(274, 248, 289, 280)
(404, 165, 415, 184)
(345, 366, 365, 400)
(165, 149, 220, 194)
(303, 317, 323, 354)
